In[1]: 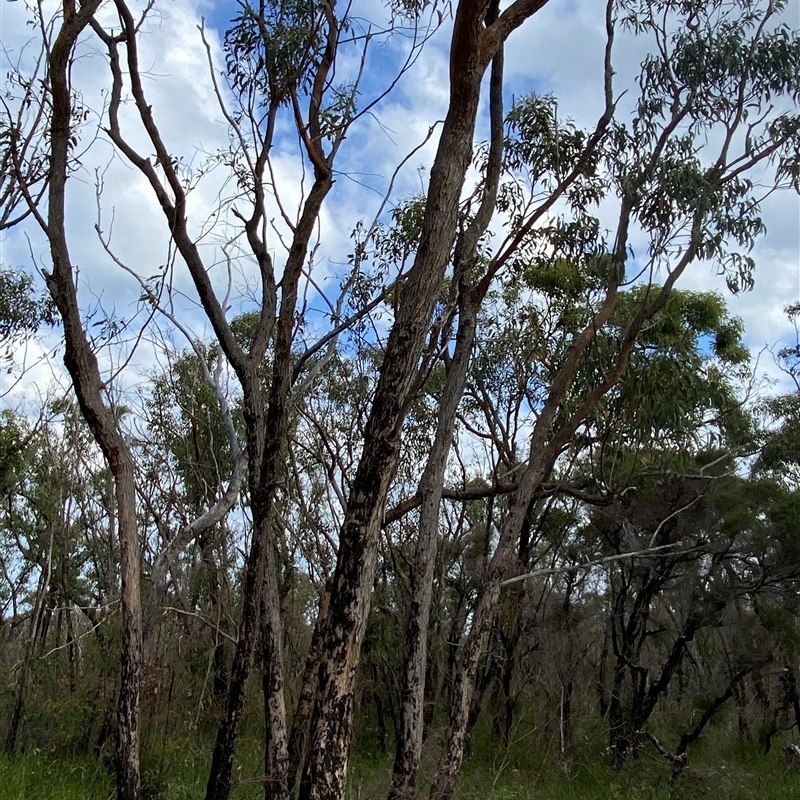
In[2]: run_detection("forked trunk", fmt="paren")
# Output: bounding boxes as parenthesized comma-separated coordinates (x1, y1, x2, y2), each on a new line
(390, 7, 506, 795)
(390, 299, 481, 800)
(298, 6, 501, 798)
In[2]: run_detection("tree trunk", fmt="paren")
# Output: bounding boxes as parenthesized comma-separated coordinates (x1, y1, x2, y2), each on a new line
(260, 542, 289, 800)
(428, 292, 626, 799)
(200, 531, 229, 698)
(785, 665, 800, 737)
(390, 299, 479, 800)
(205, 496, 271, 800)
(389, 6, 506, 795)
(4, 538, 51, 753)
(676, 664, 759, 758)
(298, 6, 510, 798)
(205, 173, 333, 800)
(428, 543, 513, 800)
(560, 680, 574, 758)
(287, 587, 330, 795)
(44, 6, 142, 799)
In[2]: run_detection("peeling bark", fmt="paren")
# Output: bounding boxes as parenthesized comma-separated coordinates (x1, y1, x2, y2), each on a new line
(390, 6, 506, 797)
(296, 4, 541, 798)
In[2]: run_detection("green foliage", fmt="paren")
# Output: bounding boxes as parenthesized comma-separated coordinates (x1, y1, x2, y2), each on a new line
(224, 1, 320, 105)
(473, 261, 752, 464)
(588, 288, 750, 450)
(0, 268, 55, 339)
(504, 93, 605, 211)
(0, 267, 55, 366)
(0, 409, 31, 496)
(612, 1, 800, 290)
(754, 396, 800, 476)
(372, 194, 428, 270)
(753, 306, 800, 485)
(143, 348, 235, 510)
(228, 311, 260, 352)
(5, 732, 800, 800)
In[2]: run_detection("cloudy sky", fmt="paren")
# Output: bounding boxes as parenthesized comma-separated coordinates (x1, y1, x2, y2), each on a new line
(1, 0, 798, 409)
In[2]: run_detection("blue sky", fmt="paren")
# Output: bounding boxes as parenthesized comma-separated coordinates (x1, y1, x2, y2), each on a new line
(1, 0, 798, 409)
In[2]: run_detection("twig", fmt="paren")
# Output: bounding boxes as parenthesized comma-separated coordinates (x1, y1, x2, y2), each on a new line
(162, 606, 238, 645)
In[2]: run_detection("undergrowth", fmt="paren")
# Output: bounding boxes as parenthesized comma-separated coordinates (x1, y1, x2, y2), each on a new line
(1, 733, 797, 799)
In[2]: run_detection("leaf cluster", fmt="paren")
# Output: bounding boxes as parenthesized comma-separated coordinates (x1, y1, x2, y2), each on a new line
(224, 0, 322, 106)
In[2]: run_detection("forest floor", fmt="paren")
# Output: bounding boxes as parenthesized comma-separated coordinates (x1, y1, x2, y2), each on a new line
(1, 735, 798, 800)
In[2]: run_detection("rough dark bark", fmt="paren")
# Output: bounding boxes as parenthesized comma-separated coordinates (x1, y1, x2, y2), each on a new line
(287, 587, 330, 796)
(90, 5, 339, 793)
(260, 542, 289, 800)
(207, 543, 230, 698)
(389, 6, 505, 797)
(298, 4, 523, 798)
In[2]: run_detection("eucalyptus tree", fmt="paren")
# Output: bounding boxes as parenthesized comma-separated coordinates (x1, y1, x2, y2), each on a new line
(425, 2, 800, 796)
(0, 267, 56, 376)
(2, 2, 799, 800)
(432, 279, 752, 761)
(754, 304, 800, 490)
(135, 345, 240, 699)
(0, 402, 116, 753)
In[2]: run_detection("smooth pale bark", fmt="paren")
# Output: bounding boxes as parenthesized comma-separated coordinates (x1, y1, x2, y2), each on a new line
(142, 454, 246, 647)
(429, 222, 714, 797)
(428, 508, 520, 800)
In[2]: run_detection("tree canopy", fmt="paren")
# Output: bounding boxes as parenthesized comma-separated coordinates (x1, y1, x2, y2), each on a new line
(0, 2, 798, 800)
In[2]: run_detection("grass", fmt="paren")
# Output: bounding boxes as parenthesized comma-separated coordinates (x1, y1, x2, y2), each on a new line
(0, 749, 114, 800)
(1, 735, 798, 799)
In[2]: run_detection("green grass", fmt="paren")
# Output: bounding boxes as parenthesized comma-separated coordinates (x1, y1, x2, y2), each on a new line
(0, 750, 114, 800)
(1, 738, 798, 800)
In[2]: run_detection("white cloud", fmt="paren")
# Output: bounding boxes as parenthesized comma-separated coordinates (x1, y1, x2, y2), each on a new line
(501, 0, 800, 392)
(1, 0, 798, 407)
